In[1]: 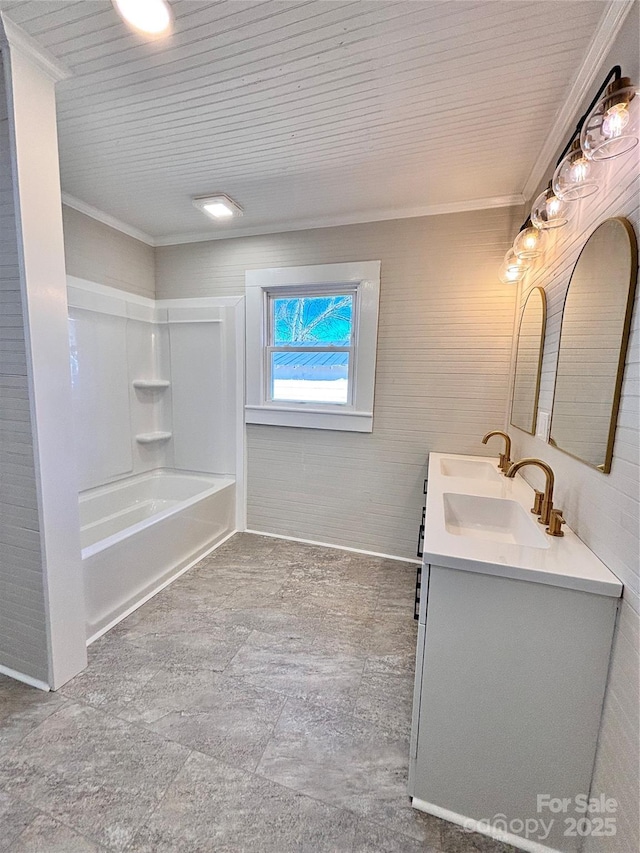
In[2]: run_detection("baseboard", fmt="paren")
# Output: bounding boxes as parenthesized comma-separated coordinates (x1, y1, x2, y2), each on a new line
(412, 798, 565, 853)
(244, 529, 421, 565)
(86, 529, 237, 646)
(0, 663, 50, 692)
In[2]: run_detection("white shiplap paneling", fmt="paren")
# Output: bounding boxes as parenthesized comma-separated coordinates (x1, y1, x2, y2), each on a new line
(511, 165, 640, 853)
(0, 0, 611, 239)
(0, 54, 48, 682)
(511, 159, 639, 608)
(62, 205, 155, 298)
(157, 205, 522, 557)
(508, 17, 639, 840)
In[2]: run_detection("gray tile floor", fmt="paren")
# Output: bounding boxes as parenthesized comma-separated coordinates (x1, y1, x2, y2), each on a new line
(0, 534, 516, 853)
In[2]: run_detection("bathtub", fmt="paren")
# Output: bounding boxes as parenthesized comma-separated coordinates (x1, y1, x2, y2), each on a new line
(80, 470, 235, 641)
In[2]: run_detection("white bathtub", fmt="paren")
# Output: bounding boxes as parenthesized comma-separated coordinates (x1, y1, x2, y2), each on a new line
(80, 470, 235, 640)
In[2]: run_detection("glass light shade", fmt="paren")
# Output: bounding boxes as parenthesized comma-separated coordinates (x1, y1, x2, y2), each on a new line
(531, 186, 572, 230)
(552, 139, 601, 200)
(580, 78, 639, 161)
(513, 225, 546, 260)
(499, 249, 530, 284)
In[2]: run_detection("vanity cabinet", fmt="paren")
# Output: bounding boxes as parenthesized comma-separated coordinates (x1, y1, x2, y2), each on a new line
(409, 453, 622, 853)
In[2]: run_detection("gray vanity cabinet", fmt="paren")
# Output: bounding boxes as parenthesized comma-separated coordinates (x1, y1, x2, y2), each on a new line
(408, 563, 618, 853)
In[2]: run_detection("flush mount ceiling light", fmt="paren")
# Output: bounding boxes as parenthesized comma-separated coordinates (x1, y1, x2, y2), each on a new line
(530, 183, 572, 230)
(581, 76, 639, 161)
(552, 139, 601, 201)
(193, 194, 244, 221)
(112, 0, 172, 35)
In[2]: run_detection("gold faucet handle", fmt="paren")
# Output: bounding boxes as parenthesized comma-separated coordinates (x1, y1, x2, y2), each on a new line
(531, 490, 544, 516)
(546, 508, 565, 537)
(498, 452, 506, 470)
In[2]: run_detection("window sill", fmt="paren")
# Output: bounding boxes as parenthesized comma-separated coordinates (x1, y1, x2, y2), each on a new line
(245, 404, 373, 432)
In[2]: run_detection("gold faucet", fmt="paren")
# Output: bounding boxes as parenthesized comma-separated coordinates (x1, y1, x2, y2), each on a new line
(505, 458, 562, 531)
(481, 430, 512, 473)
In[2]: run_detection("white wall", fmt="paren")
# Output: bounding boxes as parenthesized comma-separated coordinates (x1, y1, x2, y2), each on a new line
(157, 207, 522, 557)
(507, 14, 639, 849)
(0, 55, 48, 683)
(67, 280, 240, 493)
(0, 32, 86, 689)
(167, 305, 238, 475)
(67, 282, 172, 491)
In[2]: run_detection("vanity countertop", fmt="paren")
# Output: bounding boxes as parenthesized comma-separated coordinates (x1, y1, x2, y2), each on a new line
(424, 452, 623, 597)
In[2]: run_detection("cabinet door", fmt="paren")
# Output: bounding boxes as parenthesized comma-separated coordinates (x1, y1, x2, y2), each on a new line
(412, 566, 617, 852)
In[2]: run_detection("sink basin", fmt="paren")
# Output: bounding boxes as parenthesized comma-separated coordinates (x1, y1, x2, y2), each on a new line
(440, 458, 501, 482)
(443, 493, 550, 549)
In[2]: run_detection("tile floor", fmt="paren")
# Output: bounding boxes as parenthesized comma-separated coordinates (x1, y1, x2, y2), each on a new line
(0, 534, 517, 853)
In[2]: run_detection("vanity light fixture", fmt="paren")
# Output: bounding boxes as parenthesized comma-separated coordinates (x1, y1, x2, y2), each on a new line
(581, 76, 639, 161)
(112, 0, 173, 35)
(530, 183, 572, 230)
(552, 139, 601, 200)
(513, 219, 546, 260)
(497, 65, 637, 284)
(193, 194, 244, 221)
(498, 249, 530, 284)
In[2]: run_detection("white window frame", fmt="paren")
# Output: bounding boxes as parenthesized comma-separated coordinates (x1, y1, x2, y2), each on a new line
(245, 262, 381, 432)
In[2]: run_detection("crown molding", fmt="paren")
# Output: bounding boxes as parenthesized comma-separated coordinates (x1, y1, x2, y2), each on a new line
(153, 194, 525, 247)
(61, 193, 156, 246)
(521, 0, 636, 202)
(0, 13, 70, 82)
(59, 192, 524, 248)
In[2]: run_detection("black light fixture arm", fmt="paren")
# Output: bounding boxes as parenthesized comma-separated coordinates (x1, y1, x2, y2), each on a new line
(517, 65, 623, 231)
(554, 65, 622, 166)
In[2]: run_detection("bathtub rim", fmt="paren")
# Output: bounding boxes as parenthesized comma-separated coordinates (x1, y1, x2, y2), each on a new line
(80, 469, 235, 558)
(86, 527, 236, 646)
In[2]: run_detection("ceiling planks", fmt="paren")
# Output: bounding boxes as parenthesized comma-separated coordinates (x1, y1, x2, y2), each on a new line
(0, 0, 615, 239)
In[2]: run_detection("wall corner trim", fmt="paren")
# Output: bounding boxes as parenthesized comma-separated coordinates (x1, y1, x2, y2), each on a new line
(521, 0, 636, 202)
(0, 13, 71, 81)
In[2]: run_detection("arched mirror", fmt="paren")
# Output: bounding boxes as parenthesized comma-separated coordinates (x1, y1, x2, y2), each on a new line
(550, 218, 638, 472)
(511, 287, 546, 434)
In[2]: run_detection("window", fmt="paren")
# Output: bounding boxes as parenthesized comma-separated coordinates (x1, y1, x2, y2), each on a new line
(246, 262, 381, 431)
(268, 289, 354, 405)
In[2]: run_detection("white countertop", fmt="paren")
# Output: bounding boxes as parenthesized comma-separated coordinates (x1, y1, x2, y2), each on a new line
(424, 452, 623, 598)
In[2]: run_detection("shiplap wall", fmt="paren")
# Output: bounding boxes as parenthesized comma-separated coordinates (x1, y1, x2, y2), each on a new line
(62, 205, 155, 298)
(0, 57, 48, 681)
(508, 15, 639, 850)
(157, 207, 521, 556)
(510, 154, 639, 853)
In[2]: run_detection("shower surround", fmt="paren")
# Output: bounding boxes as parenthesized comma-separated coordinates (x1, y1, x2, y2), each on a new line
(66, 277, 244, 640)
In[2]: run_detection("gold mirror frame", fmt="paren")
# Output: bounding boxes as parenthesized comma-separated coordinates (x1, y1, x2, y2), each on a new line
(510, 286, 547, 434)
(550, 217, 638, 473)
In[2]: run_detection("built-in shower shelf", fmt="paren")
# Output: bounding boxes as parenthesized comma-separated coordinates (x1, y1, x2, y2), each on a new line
(133, 380, 170, 390)
(136, 431, 172, 444)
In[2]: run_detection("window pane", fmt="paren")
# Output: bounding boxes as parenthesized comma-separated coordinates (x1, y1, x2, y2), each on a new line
(271, 351, 349, 404)
(272, 295, 353, 346)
